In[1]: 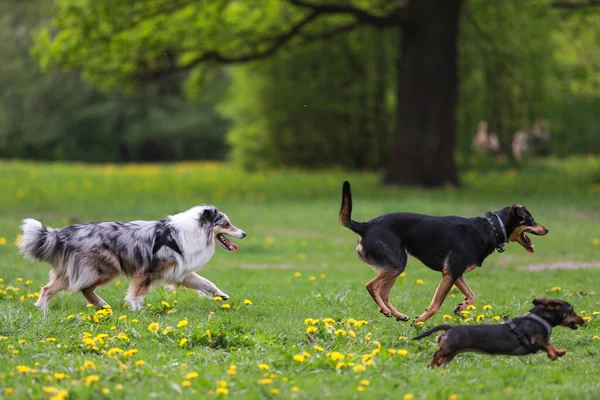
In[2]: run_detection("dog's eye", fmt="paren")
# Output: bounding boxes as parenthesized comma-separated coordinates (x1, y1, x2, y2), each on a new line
(223, 222, 231, 228)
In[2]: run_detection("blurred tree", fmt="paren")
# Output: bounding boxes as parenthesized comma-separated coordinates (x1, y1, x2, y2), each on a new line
(0, 1, 229, 162)
(33, 0, 463, 187)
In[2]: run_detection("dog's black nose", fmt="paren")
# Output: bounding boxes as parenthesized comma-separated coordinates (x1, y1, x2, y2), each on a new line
(241, 231, 247, 238)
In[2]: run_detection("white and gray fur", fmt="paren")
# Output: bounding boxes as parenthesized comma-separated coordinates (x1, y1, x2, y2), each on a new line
(18, 206, 246, 311)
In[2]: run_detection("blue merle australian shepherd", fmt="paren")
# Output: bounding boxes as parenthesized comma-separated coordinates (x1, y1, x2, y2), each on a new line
(18, 206, 246, 311)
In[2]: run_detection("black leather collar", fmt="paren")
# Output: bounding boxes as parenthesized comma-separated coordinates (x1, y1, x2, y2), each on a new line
(486, 213, 507, 253)
(153, 219, 182, 256)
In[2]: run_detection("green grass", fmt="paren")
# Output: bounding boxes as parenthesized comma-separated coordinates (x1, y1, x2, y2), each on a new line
(0, 158, 599, 399)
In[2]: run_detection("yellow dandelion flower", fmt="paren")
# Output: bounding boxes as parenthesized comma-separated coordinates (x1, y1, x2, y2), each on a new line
(348, 330, 356, 337)
(356, 386, 365, 392)
(258, 363, 270, 370)
(476, 315, 485, 322)
(305, 326, 317, 334)
(258, 378, 272, 385)
(353, 364, 366, 372)
(593, 311, 599, 316)
(304, 318, 319, 325)
(399, 336, 407, 340)
(221, 304, 231, 309)
(181, 380, 191, 388)
(584, 316, 592, 321)
(107, 348, 123, 357)
(54, 373, 66, 380)
(467, 305, 476, 310)
(416, 321, 424, 326)
(416, 279, 424, 285)
(118, 315, 127, 320)
(216, 387, 229, 395)
(483, 305, 492, 310)
(335, 362, 346, 369)
(179, 338, 188, 347)
(117, 332, 129, 340)
(593, 238, 600, 245)
(335, 329, 347, 336)
(83, 361, 96, 369)
(216, 380, 228, 389)
(16, 365, 31, 373)
(147, 322, 160, 333)
(185, 372, 199, 379)
(322, 318, 335, 324)
(313, 345, 324, 351)
(131, 319, 139, 323)
(464, 318, 472, 323)
(214, 296, 223, 301)
(291, 386, 300, 393)
(493, 316, 501, 321)
(293, 354, 305, 363)
(449, 394, 458, 400)
(5, 388, 14, 395)
(330, 351, 345, 361)
(443, 314, 453, 320)
(135, 360, 146, 367)
(551, 286, 561, 292)
(162, 327, 173, 335)
(115, 384, 124, 390)
(320, 274, 326, 279)
(161, 301, 171, 308)
(243, 299, 253, 305)
(388, 349, 397, 355)
(309, 276, 316, 281)
(43, 387, 58, 394)
(398, 349, 408, 356)
(294, 272, 302, 277)
(84, 375, 100, 386)
(404, 394, 414, 400)
(123, 349, 138, 358)
(360, 380, 370, 386)
(100, 388, 110, 394)
(26, 280, 32, 285)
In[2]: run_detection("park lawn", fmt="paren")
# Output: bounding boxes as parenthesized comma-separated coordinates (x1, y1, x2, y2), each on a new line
(0, 158, 599, 400)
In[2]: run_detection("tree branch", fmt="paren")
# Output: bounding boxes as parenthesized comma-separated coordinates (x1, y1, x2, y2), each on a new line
(288, 0, 405, 27)
(552, 0, 600, 8)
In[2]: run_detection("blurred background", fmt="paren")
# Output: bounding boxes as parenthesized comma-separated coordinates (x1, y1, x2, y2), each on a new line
(0, 0, 599, 188)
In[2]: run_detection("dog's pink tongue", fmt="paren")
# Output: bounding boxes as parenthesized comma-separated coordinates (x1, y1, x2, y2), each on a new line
(231, 244, 239, 251)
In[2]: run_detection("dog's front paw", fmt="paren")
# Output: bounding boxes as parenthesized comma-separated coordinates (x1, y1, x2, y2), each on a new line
(555, 349, 567, 357)
(396, 315, 411, 322)
(215, 292, 230, 301)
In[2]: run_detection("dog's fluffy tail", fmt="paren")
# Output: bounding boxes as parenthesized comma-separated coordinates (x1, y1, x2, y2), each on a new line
(18, 219, 59, 263)
(412, 325, 453, 340)
(339, 181, 367, 235)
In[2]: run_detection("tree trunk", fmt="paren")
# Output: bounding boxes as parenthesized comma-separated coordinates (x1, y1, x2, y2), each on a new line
(384, 0, 462, 187)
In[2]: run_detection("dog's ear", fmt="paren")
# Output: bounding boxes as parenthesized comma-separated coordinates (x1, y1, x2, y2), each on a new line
(533, 298, 561, 309)
(200, 208, 219, 225)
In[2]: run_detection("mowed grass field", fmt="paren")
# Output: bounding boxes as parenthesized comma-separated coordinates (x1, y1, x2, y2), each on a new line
(0, 158, 599, 400)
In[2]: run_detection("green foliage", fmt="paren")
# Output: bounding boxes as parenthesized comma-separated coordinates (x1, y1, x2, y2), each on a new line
(0, 1, 229, 162)
(220, 27, 398, 169)
(0, 159, 600, 398)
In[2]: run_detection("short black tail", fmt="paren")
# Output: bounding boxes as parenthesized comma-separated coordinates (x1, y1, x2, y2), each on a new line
(339, 181, 366, 235)
(412, 325, 453, 340)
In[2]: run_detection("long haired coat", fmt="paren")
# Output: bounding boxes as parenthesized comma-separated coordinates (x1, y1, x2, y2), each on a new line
(18, 206, 245, 310)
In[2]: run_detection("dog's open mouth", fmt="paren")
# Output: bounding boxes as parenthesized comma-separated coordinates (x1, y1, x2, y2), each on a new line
(217, 234, 238, 251)
(521, 232, 535, 253)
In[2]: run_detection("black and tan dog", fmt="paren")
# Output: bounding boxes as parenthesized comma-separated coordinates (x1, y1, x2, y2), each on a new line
(338, 181, 549, 323)
(413, 298, 585, 367)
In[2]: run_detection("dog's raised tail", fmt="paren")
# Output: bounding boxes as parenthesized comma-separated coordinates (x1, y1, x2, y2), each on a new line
(339, 181, 367, 235)
(412, 325, 453, 340)
(18, 219, 59, 263)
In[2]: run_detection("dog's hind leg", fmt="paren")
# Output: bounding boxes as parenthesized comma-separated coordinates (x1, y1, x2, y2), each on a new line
(452, 276, 476, 314)
(81, 284, 110, 309)
(35, 273, 68, 311)
(365, 273, 392, 317)
(378, 270, 410, 321)
(182, 273, 229, 300)
(414, 269, 455, 323)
